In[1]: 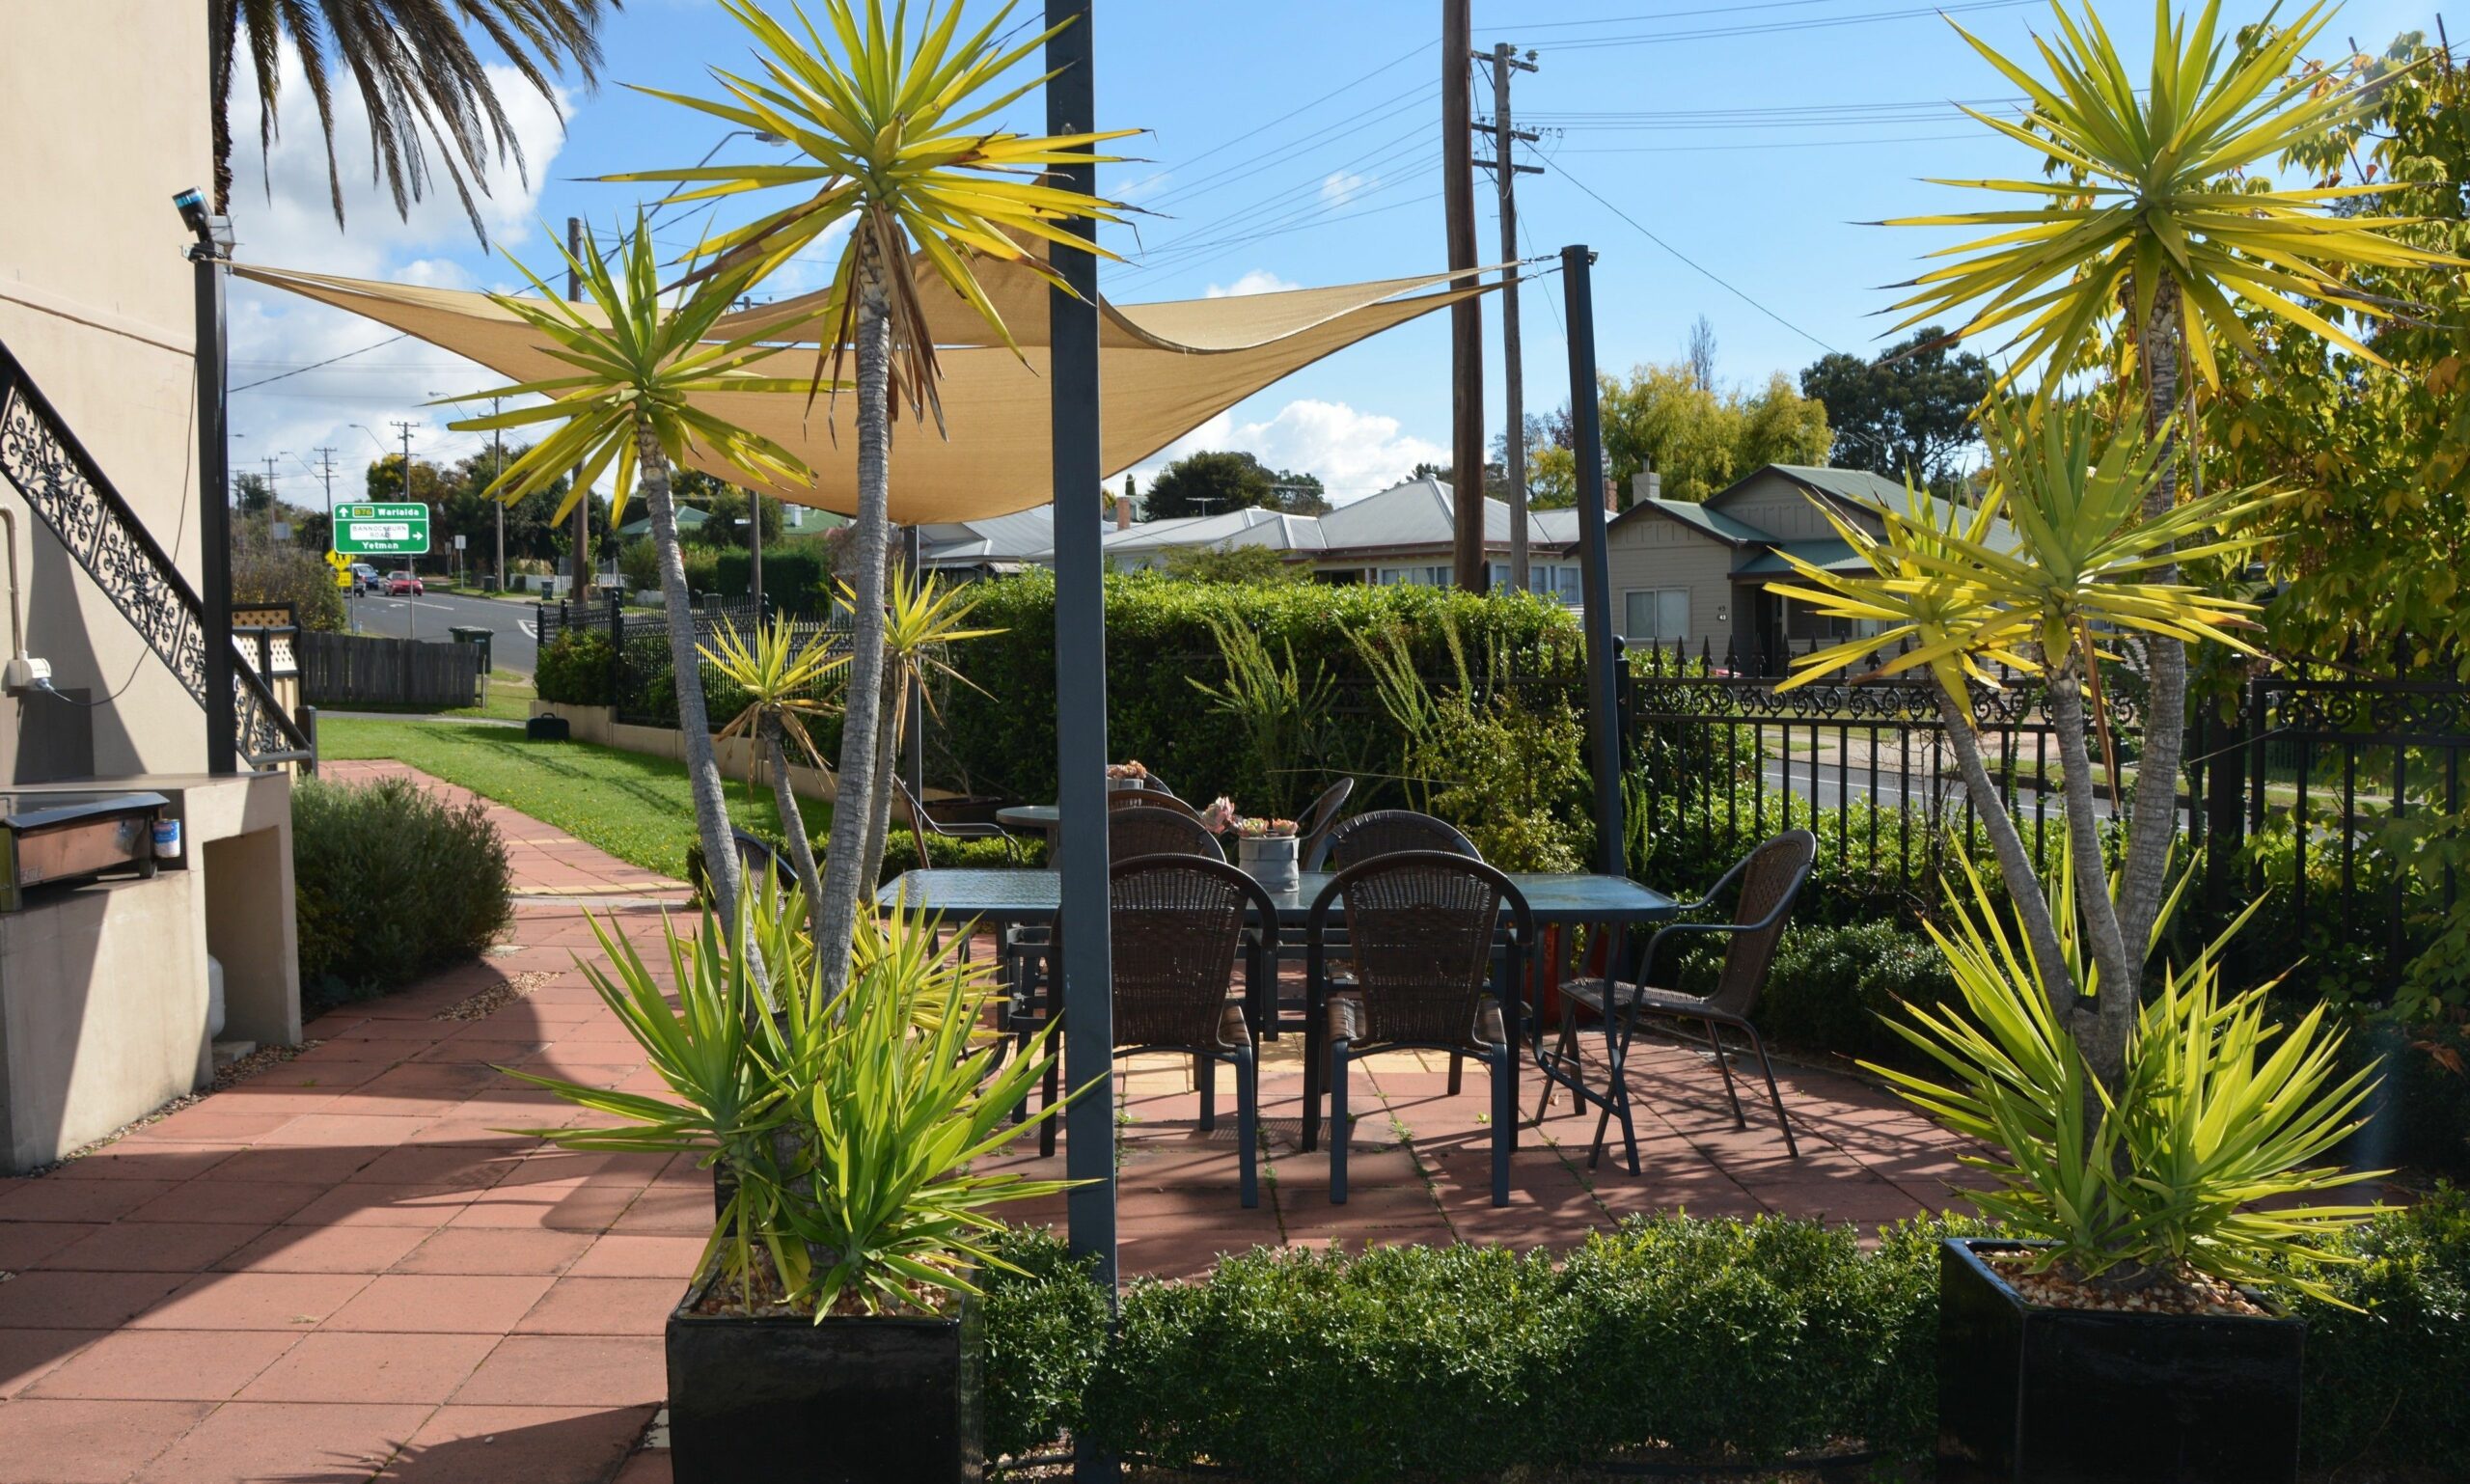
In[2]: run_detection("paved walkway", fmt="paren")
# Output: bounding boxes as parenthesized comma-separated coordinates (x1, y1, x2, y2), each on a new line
(0, 763, 1981, 1483)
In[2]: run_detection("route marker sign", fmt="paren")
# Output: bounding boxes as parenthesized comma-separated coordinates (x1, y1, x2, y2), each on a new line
(334, 503, 430, 557)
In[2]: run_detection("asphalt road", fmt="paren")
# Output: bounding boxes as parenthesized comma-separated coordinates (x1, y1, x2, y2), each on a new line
(344, 588, 540, 673)
(1757, 755, 2118, 821)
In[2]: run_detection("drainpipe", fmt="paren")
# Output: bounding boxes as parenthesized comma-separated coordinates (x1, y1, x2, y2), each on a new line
(177, 187, 237, 774)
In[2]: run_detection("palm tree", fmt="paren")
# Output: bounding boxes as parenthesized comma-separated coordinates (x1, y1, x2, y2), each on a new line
(609, 0, 1133, 995)
(442, 214, 818, 930)
(703, 615, 845, 948)
(212, 0, 618, 234)
(1849, 0, 2455, 1086)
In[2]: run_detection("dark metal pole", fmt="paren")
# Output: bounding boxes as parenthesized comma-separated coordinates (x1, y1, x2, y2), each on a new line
(1047, 0, 1116, 1316)
(1563, 246, 1625, 874)
(184, 192, 237, 774)
(902, 524, 925, 800)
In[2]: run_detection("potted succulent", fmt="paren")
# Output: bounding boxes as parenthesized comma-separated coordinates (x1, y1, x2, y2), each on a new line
(1105, 759, 1150, 793)
(1230, 814, 1302, 893)
(513, 882, 1075, 1484)
(1874, 856, 2380, 1484)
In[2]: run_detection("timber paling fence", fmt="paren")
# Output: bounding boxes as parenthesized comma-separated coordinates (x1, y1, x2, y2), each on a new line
(298, 630, 482, 710)
(1625, 636, 2470, 993)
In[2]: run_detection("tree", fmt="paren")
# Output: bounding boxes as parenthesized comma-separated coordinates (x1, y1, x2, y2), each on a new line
(1594, 363, 1831, 505)
(447, 216, 812, 934)
(233, 472, 275, 514)
(1817, 0, 2451, 1102)
(211, 0, 616, 236)
(1684, 314, 1717, 391)
(615, 0, 1134, 996)
(1798, 326, 1990, 492)
(1146, 450, 1276, 519)
(1157, 544, 1304, 584)
(1268, 469, 1329, 514)
(672, 468, 783, 549)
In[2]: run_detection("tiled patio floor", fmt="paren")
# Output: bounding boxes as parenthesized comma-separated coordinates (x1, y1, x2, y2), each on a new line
(0, 762, 1981, 1483)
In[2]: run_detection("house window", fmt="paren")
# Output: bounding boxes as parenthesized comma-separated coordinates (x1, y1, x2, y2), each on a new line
(1485, 563, 1583, 605)
(1377, 565, 1450, 588)
(1623, 589, 1690, 642)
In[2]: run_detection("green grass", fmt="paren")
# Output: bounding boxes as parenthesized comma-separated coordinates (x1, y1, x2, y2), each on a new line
(317, 717, 832, 881)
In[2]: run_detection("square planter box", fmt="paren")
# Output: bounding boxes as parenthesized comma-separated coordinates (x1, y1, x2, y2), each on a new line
(1937, 1237, 2302, 1484)
(666, 1270, 983, 1484)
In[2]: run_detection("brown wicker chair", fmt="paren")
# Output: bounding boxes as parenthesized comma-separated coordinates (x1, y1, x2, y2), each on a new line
(1109, 805, 1224, 863)
(1306, 809, 1478, 870)
(1294, 779, 1356, 864)
(1535, 830, 1817, 1173)
(1107, 789, 1205, 823)
(1302, 851, 1534, 1207)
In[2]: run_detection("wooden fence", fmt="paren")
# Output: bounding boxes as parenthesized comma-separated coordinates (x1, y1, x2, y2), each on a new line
(299, 630, 483, 710)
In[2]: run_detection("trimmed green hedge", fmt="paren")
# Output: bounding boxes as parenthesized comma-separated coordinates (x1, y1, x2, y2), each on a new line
(711, 540, 835, 605)
(535, 630, 614, 705)
(292, 776, 511, 1012)
(977, 1196, 2470, 1481)
(936, 571, 1580, 806)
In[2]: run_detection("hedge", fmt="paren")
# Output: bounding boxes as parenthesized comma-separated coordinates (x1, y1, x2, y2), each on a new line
(535, 629, 615, 705)
(711, 539, 836, 605)
(977, 1195, 2470, 1481)
(292, 775, 511, 1012)
(937, 570, 1581, 806)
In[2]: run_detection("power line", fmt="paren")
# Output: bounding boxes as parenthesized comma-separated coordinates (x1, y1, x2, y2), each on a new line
(229, 334, 409, 392)
(1115, 39, 1437, 201)
(1550, 152, 1840, 354)
(1507, 0, 2043, 49)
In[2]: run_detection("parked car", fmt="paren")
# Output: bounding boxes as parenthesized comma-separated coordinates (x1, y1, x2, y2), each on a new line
(348, 562, 381, 593)
(385, 571, 424, 596)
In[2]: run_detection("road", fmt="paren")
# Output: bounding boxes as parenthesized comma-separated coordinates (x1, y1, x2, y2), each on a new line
(1757, 755, 2118, 822)
(344, 588, 539, 673)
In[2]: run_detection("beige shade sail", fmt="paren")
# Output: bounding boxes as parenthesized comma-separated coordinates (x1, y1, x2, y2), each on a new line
(233, 258, 1502, 525)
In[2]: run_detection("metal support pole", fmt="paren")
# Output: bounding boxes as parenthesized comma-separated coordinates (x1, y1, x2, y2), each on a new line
(1048, 0, 1118, 1345)
(184, 192, 237, 775)
(902, 524, 925, 801)
(1563, 246, 1625, 874)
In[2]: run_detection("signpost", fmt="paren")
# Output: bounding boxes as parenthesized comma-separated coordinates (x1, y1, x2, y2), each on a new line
(333, 503, 430, 558)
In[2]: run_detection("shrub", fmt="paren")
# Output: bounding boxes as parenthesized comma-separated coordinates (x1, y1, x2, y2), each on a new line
(1755, 920, 1961, 1064)
(535, 630, 615, 705)
(618, 537, 661, 594)
(2291, 1184, 2470, 1475)
(711, 536, 836, 606)
(292, 776, 511, 1010)
(680, 544, 720, 594)
(232, 540, 346, 632)
(979, 1227, 1109, 1462)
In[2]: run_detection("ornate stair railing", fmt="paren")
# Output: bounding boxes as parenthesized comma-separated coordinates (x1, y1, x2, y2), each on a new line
(0, 338, 312, 769)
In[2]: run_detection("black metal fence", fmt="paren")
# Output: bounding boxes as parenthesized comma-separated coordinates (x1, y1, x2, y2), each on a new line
(1624, 640, 2470, 993)
(535, 594, 852, 730)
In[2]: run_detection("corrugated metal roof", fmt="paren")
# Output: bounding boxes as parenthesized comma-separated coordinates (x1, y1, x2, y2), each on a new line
(1732, 538, 1869, 575)
(1624, 497, 1766, 544)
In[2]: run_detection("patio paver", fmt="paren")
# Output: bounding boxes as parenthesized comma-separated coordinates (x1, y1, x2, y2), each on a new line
(0, 760, 1985, 1482)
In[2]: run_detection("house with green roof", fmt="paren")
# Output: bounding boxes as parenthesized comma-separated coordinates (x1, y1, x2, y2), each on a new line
(1603, 464, 2003, 671)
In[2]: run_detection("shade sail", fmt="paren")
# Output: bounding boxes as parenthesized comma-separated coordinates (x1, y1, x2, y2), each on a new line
(234, 258, 1498, 525)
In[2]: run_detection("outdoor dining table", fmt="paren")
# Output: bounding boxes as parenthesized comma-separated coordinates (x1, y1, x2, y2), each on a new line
(875, 866, 1681, 1152)
(992, 803, 1060, 843)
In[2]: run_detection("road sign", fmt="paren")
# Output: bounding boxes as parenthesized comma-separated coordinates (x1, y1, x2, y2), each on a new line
(334, 568, 353, 589)
(324, 549, 351, 570)
(334, 503, 430, 557)
(453, 534, 467, 551)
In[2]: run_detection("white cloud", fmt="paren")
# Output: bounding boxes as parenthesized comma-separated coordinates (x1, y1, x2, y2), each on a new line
(1320, 170, 1374, 206)
(1203, 268, 1301, 298)
(1132, 398, 1445, 504)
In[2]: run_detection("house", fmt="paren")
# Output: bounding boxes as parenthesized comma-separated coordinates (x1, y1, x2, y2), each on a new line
(0, 4, 303, 1169)
(1602, 463, 1997, 669)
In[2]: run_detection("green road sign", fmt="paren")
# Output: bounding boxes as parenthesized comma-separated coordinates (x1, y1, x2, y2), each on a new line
(333, 503, 430, 557)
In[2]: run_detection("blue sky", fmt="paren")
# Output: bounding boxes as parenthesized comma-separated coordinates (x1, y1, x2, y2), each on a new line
(227, 0, 2445, 509)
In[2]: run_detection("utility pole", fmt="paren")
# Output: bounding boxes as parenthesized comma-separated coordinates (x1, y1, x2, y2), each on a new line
(1442, 0, 1486, 592)
(260, 454, 281, 504)
(313, 446, 346, 630)
(1479, 43, 1542, 594)
(566, 215, 590, 609)
(490, 397, 505, 591)
(391, 420, 418, 640)
(734, 292, 767, 618)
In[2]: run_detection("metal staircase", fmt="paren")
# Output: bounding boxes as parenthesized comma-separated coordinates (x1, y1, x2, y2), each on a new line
(0, 338, 312, 769)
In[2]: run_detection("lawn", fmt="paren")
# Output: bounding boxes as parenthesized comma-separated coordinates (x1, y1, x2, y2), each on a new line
(316, 717, 832, 881)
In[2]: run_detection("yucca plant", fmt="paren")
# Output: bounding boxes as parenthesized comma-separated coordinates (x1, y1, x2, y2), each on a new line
(442, 213, 819, 931)
(703, 614, 849, 947)
(843, 566, 1002, 890)
(610, 0, 1137, 998)
(515, 879, 1078, 1317)
(1873, 847, 2384, 1303)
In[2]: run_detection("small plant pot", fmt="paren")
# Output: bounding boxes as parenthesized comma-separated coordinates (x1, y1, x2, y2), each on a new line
(1105, 776, 1146, 794)
(1936, 1238, 2302, 1484)
(1237, 834, 1302, 894)
(665, 1268, 982, 1484)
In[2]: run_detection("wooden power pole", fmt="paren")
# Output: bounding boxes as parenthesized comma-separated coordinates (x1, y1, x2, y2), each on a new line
(1442, 0, 1485, 591)
(566, 215, 590, 605)
(1479, 42, 1541, 592)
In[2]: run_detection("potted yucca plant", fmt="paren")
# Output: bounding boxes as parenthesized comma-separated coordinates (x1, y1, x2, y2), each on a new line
(513, 879, 1074, 1484)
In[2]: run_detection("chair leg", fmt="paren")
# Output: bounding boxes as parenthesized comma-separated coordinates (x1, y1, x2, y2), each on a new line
(1700, 1019, 1747, 1129)
(1236, 1048, 1259, 1210)
(1536, 999, 1578, 1120)
(1038, 1033, 1061, 1159)
(1741, 1022, 1799, 1158)
(1489, 1049, 1512, 1207)
(1196, 1054, 1216, 1132)
(1329, 1041, 1352, 1204)
(1301, 1018, 1324, 1153)
(1446, 1051, 1464, 1097)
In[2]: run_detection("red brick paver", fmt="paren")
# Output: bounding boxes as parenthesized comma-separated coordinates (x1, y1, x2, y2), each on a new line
(0, 760, 1987, 1482)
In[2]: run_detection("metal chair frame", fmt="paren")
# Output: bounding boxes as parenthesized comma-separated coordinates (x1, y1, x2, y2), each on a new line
(1532, 831, 1817, 1173)
(890, 774, 1024, 866)
(1300, 852, 1534, 1208)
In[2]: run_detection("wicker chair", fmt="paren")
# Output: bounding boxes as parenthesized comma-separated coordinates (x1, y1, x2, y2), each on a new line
(1306, 809, 1479, 870)
(1302, 851, 1534, 1207)
(731, 828, 798, 894)
(1294, 779, 1356, 864)
(1110, 806, 1224, 863)
(1096, 854, 1277, 1206)
(1107, 789, 1206, 823)
(1535, 830, 1816, 1173)
(890, 775, 1023, 866)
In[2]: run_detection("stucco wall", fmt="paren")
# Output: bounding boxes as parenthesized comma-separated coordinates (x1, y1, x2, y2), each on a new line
(0, 0, 211, 779)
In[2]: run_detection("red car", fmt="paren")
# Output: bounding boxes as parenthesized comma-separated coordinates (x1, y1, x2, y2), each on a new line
(384, 571, 424, 596)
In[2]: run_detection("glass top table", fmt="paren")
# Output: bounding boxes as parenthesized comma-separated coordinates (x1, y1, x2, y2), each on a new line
(877, 866, 1678, 929)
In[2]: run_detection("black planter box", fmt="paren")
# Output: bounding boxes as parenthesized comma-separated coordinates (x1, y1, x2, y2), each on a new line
(665, 1271, 982, 1484)
(1937, 1238, 2302, 1484)
(524, 714, 570, 742)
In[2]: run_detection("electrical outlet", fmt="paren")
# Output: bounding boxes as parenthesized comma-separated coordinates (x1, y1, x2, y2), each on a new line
(4, 655, 51, 694)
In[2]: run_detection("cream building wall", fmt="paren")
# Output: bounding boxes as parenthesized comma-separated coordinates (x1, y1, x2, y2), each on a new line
(0, 0, 212, 780)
